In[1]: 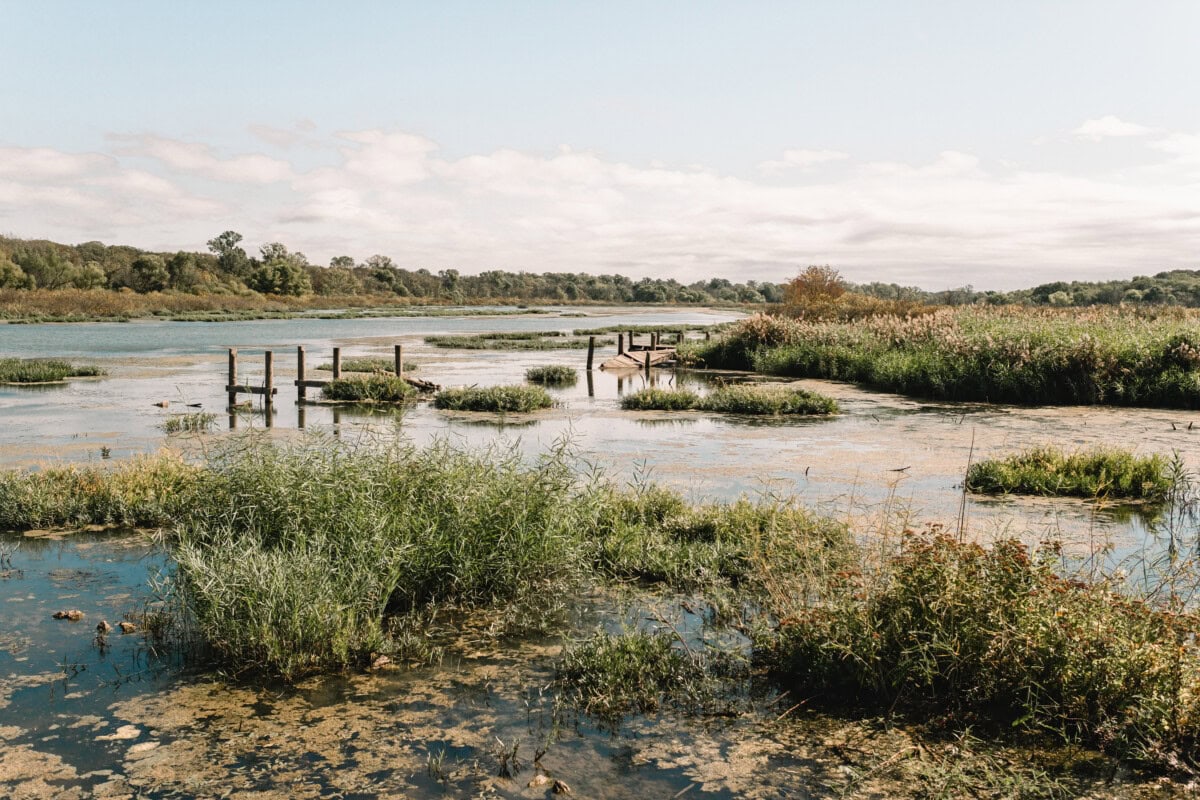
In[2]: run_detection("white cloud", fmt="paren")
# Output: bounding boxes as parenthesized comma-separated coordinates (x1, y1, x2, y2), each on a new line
(1073, 115, 1156, 141)
(4, 125, 1200, 289)
(758, 148, 849, 173)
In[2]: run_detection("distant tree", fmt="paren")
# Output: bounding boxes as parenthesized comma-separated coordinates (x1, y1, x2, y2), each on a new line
(130, 254, 170, 293)
(0, 257, 31, 289)
(166, 251, 201, 292)
(249, 244, 313, 296)
(309, 266, 359, 296)
(71, 262, 107, 290)
(207, 231, 251, 277)
(13, 246, 75, 290)
(1047, 290, 1073, 307)
(783, 265, 845, 306)
(329, 255, 356, 269)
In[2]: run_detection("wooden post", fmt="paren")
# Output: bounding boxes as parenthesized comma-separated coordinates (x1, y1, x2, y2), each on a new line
(296, 346, 307, 404)
(264, 350, 274, 407)
(332, 347, 342, 379)
(651, 332, 659, 350)
(677, 331, 684, 345)
(617, 333, 625, 356)
(586, 336, 595, 370)
(586, 369, 594, 397)
(644, 349, 652, 375)
(227, 348, 238, 409)
(297, 405, 306, 430)
(629, 330, 635, 349)
(394, 344, 404, 378)
(705, 331, 711, 341)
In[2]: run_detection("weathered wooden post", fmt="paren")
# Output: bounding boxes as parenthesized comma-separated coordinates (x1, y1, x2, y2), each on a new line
(705, 331, 711, 341)
(644, 349, 652, 376)
(629, 330, 635, 349)
(617, 333, 625, 356)
(677, 330, 684, 345)
(264, 350, 274, 407)
(586, 369, 594, 397)
(651, 332, 659, 349)
(296, 346, 307, 404)
(332, 347, 342, 380)
(586, 336, 595, 370)
(394, 344, 404, 378)
(227, 348, 238, 409)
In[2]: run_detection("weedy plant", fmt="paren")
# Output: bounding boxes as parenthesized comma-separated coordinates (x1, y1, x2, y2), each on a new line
(525, 365, 578, 386)
(322, 375, 418, 403)
(433, 385, 553, 412)
(966, 446, 1175, 500)
(0, 358, 106, 383)
(161, 412, 218, 434)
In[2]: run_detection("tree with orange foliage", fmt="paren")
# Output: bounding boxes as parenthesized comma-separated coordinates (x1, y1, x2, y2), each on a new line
(783, 265, 845, 306)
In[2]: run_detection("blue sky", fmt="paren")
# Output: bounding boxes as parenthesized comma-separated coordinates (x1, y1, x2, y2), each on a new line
(2, 1, 1199, 289)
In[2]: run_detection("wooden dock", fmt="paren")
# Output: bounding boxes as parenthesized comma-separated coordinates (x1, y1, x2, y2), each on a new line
(600, 348, 676, 371)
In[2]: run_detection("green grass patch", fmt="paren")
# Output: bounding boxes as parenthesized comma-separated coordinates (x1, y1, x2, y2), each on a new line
(525, 365, 578, 385)
(620, 388, 701, 411)
(0, 358, 106, 383)
(700, 385, 837, 415)
(965, 447, 1174, 500)
(316, 357, 417, 373)
(425, 332, 611, 350)
(322, 375, 418, 402)
(161, 412, 218, 434)
(433, 385, 554, 412)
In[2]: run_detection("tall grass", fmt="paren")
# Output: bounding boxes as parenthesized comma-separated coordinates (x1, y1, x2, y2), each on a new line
(0, 358, 105, 383)
(757, 533, 1200, 766)
(161, 412, 218, 434)
(620, 388, 701, 411)
(525, 365, 578, 385)
(316, 357, 417, 373)
(619, 385, 837, 415)
(966, 447, 1174, 500)
(425, 332, 610, 350)
(433, 385, 554, 412)
(683, 308, 1200, 408)
(322, 374, 418, 402)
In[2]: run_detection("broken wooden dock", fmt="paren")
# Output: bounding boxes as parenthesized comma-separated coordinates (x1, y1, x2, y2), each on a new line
(600, 347, 676, 371)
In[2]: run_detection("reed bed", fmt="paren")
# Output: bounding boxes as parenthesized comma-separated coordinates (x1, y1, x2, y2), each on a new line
(682, 308, 1200, 408)
(525, 365, 578, 385)
(966, 447, 1174, 500)
(433, 385, 553, 412)
(0, 358, 106, 383)
(322, 375, 418, 403)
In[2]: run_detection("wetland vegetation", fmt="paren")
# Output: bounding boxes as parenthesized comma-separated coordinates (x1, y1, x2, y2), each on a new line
(966, 447, 1176, 500)
(432, 384, 554, 412)
(524, 364, 578, 385)
(322, 374, 420, 403)
(316, 356, 417, 373)
(0, 357, 105, 383)
(620, 383, 839, 415)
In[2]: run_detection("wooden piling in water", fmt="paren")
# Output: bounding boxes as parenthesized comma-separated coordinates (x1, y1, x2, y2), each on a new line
(586, 336, 595, 370)
(644, 349, 652, 375)
(227, 348, 238, 409)
(394, 344, 404, 378)
(264, 351, 274, 406)
(617, 333, 625, 355)
(296, 346, 307, 403)
(332, 347, 342, 379)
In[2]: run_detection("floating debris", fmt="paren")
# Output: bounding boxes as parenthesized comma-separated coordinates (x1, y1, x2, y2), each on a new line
(118, 621, 137, 634)
(51, 610, 84, 621)
(96, 621, 113, 634)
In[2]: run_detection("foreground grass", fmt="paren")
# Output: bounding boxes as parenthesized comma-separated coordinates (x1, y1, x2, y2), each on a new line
(0, 357, 106, 383)
(966, 447, 1175, 500)
(322, 375, 418, 403)
(433, 385, 554, 412)
(682, 308, 1200, 408)
(619, 384, 838, 415)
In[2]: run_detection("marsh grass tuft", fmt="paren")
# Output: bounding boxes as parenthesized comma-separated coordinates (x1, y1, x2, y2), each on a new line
(619, 388, 701, 411)
(525, 365, 578, 386)
(425, 332, 611, 350)
(619, 385, 837, 415)
(316, 357, 417, 373)
(433, 385, 553, 412)
(966, 447, 1173, 500)
(0, 358, 105, 383)
(161, 412, 217, 434)
(322, 374, 418, 403)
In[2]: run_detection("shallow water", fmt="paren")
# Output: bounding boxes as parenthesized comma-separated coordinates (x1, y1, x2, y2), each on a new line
(3, 305, 1199, 797)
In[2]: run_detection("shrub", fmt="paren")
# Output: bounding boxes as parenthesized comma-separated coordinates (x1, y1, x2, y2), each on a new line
(966, 447, 1173, 500)
(525, 365, 578, 385)
(433, 385, 553, 412)
(322, 375, 417, 402)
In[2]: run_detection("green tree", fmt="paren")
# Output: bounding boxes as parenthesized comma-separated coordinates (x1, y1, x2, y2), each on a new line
(166, 251, 201, 292)
(0, 257, 31, 289)
(71, 262, 107, 289)
(207, 231, 251, 278)
(13, 246, 75, 289)
(130, 254, 170, 293)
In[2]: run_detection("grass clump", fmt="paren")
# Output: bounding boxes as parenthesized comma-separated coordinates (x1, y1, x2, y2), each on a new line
(966, 447, 1174, 500)
(425, 332, 610, 350)
(525, 364, 578, 385)
(161, 412, 218, 434)
(758, 533, 1200, 766)
(433, 385, 553, 412)
(316, 357, 417, 373)
(700, 385, 837, 415)
(0, 358, 106, 383)
(619, 388, 700, 411)
(322, 374, 418, 403)
(0, 453, 199, 531)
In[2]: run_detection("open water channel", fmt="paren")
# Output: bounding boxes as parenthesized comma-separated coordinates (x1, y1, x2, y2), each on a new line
(2, 306, 1197, 797)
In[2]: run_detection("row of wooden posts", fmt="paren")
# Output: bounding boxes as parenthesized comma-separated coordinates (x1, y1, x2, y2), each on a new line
(226, 329, 709, 408)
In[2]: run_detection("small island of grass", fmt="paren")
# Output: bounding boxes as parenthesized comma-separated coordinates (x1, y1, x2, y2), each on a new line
(0, 358, 106, 384)
(965, 446, 1173, 500)
(433, 385, 554, 412)
(525, 365, 578, 386)
(619, 384, 837, 416)
(322, 375, 418, 403)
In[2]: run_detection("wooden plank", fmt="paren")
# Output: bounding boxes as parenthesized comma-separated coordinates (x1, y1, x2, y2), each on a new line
(600, 348, 676, 371)
(225, 385, 279, 395)
(294, 379, 330, 389)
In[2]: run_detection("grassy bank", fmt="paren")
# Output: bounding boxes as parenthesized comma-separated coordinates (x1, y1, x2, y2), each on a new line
(619, 384, 838, 415)
(681, 308, 1200, 408)
(0, 358, 106, 383)
(433, 385, 554, 412)
(966, 447, 1175, 500)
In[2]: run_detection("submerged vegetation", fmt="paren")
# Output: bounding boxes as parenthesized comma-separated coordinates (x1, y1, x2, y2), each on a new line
(322, 375, 418, 403)
(966, 447, 1175, 500)
(525, 364, 578, 385)
(433, 385, 554, 412)
(683, 308, 1200, 408)
(619, 384, 838, 415)
(0, 357, 105, 383)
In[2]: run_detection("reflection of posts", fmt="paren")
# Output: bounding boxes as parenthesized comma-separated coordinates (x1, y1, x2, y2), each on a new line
(586, 370, 594, 398)
(617, 375, 624, 395)
(228, 411, 237, 431)
(644, 350, 651, 376)
(264, 402, 274, 429)
(297, 405, 306, 430)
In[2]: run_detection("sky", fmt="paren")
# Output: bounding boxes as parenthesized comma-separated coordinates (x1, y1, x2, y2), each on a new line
(1, 1, 1198, 290)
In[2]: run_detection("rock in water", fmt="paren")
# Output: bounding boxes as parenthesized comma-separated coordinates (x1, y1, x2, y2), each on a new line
(52, 610, 84, 621)
(96, 620, 113, 634)
(118, 621, 137, 634)
(553, 779, 571, 794)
